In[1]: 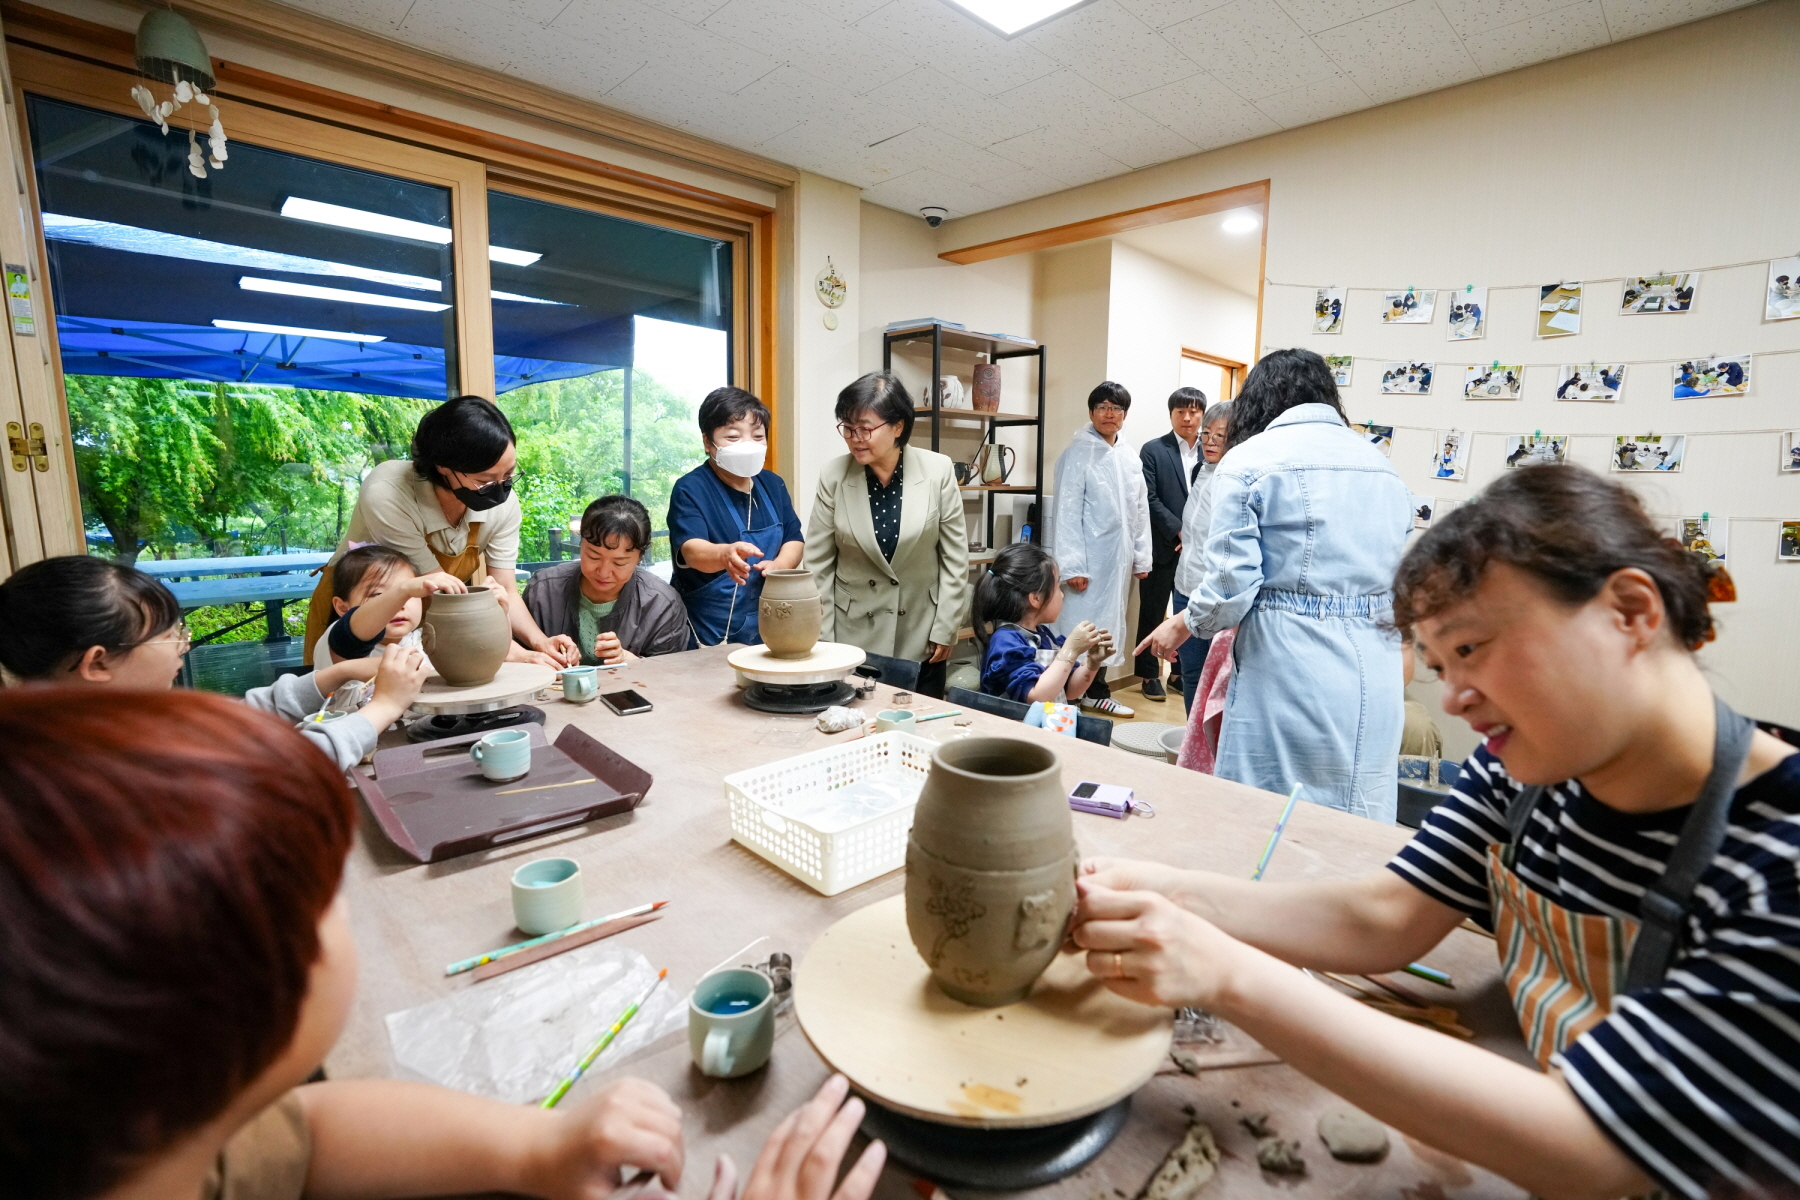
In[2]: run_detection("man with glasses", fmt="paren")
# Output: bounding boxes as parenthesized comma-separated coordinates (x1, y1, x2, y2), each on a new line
(1135, 387, 1207, 702)
(1050, 381, 1151, 717)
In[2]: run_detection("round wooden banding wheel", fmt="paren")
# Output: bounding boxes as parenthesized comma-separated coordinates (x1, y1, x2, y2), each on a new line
(727, 641, 866, 688)
(795, 895, 1172, 1129)
(412, 661, 558, 715)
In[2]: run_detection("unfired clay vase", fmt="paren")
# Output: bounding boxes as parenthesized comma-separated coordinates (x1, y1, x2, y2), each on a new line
(759, 568, 822, 659)
(420, 586, 511, 687)
(971, 362, 1001, 412)
(905, 737, 1077, 1007)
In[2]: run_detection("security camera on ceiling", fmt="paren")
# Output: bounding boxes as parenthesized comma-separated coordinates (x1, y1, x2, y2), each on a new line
(920, 207, 948, 228)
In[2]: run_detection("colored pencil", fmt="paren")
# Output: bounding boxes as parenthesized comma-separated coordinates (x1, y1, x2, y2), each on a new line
(914, 709, 965, 723)
(541, 969, 667, 1109)
(1402, 962, 1454, 988)
(1250, 784, 1304, 881)
(445, 901, 668, 976)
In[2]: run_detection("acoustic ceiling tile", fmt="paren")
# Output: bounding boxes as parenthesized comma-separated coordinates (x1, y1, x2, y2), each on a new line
(1600, 0, 1759, 40)
(996, 68, 1198, 166)
(1313, 0, 1480, 104)
(986, 126, 1134, 187)
(290, 0, 428, 29)
(1249, 67, 1369, 127)
(1021, 0, 1205, 98)
(732, 65, 912, 139)
(756, 118, 924, 188)
(860, 67, 1043, 148)
(401, 0, 623, 81)
(790, 0, 891, 19)
(861, 166, 1003, 219)
(467, 0, 574, 24)
(1463, 1, 1610, 76)
(552, 0, 779, 92)
(1113, 0, 1234, 30)
(635, 0, 733, 19)
(1161, 0, 1339, 100)
(1125, 69, 1283, 148)
(701, 0, 916, 94)
(974, 166, 1073, 206)
(1432, 0, 1587, 40)
(606, 64, 802, 144)
(872, 124, 1022, 182)
(1270, 0, 1420, 35)
(854, 0, 1063, 97)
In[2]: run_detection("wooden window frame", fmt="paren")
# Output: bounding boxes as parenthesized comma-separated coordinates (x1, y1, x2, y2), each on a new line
(1180, 348, 1247, 400)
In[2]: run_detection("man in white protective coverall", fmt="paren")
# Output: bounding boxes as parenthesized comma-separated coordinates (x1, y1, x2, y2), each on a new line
(1051, 380, 1152, 717)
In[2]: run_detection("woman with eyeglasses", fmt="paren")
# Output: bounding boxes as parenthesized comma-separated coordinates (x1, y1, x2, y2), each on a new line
(804, 372, 968, 698)
(302, 395, 570, 670)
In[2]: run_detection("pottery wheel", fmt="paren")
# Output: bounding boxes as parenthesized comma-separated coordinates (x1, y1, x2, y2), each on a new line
(795, 895, 1172, 1129)
(862, 1096, 1131, 1189)
(411, 661, 557, 716)
(728, 641, 866, 687)
(742, 680, 857, 714)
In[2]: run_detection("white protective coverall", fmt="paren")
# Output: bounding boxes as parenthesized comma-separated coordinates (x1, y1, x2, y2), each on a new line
(1050, 423, 1153, 669)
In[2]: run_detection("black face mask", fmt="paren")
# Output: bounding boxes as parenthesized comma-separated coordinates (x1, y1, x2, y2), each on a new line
(451, 478, 513, 511)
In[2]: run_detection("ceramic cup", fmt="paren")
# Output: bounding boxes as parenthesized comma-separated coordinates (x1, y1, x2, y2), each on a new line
(689, 967, 775, 1078)
(511, 857, 583, 935)
(470, 728, 532, 783)
(875, 709, 916, 735)
(560, 666, 600, 704)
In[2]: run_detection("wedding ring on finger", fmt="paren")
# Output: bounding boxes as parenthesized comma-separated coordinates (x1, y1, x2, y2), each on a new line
(1113, 951, 1127, 979)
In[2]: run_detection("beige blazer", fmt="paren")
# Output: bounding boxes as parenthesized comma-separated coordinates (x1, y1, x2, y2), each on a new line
(804, 445, 970, 661)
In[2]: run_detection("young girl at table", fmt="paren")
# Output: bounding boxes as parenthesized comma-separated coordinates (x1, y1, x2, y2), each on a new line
(974, 543, 1112, 704)
(315, 543, 468, 665)
(0, 688, 884, 1200)
(0, 554, 425, 771)
(1070, 465, 1800, 1200)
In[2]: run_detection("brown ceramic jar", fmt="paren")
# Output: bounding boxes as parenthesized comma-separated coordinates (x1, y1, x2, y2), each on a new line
(759, 568, 822, 659)
(904, 737, 1077, 1007)
(419, 586, 511, 687)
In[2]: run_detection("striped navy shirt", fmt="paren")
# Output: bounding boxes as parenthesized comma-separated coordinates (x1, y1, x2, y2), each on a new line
(1388, 746, 1800, 1199)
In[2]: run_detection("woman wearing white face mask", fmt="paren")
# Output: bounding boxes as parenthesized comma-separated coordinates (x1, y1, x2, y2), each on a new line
(666, 387, 805, 646)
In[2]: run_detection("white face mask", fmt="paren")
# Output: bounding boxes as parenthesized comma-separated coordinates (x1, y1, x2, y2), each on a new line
(712, 440, 766, 478)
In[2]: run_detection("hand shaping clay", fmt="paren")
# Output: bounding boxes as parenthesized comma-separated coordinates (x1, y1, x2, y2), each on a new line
(1136, 1122, 1218, 1200)
(1317, 1106, 1390, 1162)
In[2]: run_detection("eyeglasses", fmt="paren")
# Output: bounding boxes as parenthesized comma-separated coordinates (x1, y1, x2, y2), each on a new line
(836, 422, 893, 442)
(1093, 403, 1127, 416)
(126, 625, 192, 653)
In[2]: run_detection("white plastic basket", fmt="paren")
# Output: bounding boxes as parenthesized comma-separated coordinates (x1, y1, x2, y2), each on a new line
(724, 732, 938, 896)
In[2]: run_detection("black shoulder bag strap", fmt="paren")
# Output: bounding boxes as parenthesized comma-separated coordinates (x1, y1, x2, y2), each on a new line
(1623, 696, 1755, 992)
(1500, 783, 1546, 872)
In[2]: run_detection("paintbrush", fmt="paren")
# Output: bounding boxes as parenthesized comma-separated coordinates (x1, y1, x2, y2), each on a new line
(446, 900, 668, 976)
(541, 968, 667, 1109)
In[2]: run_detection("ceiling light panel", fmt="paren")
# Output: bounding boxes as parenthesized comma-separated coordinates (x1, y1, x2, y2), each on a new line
(238, 276, 450, 311)
(212, 319, 387, 343)
(941, 0, 1097, 38)
(280, 197, 542, 266)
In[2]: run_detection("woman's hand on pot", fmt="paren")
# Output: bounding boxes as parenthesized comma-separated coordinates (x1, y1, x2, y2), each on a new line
(1134, 613, 1191, 663)
(925, 642, 952, 664)
(506, 642, 565, 669)
(1079, 856, 1193, 899)
(406, 571, 469, 598)
(1071, 880, 1238, 1010)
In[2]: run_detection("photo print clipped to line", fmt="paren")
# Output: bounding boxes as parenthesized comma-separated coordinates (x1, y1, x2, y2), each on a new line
(1780, 520, 1800, 562)
(1325, 355, 1354, 386)
(1380, 361, 1434, 394)
(1504, 433, 1568, 468)
(1611, 433, 1687, 473)
(1432, 429, 1469, 481)
(1410, 494, 1436, 531)
(1463, 363, 1522, 400)
(1621, 273, 1695, 316)
(1537, 281, 1582, 337)
(1314, 286, 1345, 334)
(1555, 362, 1624, 402)
(1446, 287, 1486, 340)
(1781, 431, 1800, 474)
(1673, 354, 1751, 398)
(1350, 421, 1393, 456)
(1676, 514, 1728, 567)
(1767, 257, 1800, 321)
(1381, 288, 1436, 324)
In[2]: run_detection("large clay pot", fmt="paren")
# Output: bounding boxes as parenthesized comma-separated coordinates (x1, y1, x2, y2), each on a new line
(420, 586, 510, 687)
(971, 362, 1001, 412)
(905, 737, 1077, 1007)
(759, 568, 821, 659)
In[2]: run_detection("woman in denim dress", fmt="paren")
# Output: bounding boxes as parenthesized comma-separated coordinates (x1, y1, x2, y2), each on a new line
(1139, 349, 1412, 822)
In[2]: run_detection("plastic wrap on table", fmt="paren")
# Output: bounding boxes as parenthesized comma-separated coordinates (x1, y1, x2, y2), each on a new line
(384, 943, 686, 1104)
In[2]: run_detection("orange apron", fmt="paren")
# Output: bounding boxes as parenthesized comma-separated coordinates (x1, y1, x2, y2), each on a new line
(301, 522, 487, 665)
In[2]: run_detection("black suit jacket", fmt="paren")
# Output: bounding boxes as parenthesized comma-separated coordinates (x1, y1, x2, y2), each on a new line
(1140, 431, 1194, 564)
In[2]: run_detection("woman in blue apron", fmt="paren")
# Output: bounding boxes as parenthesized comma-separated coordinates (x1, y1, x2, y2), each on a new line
(1066, 465, 1800, 1200)
(666, 386, 804, 646)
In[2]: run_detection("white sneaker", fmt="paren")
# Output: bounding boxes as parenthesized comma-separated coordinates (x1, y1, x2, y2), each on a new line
(1080, 697, 1134, 717)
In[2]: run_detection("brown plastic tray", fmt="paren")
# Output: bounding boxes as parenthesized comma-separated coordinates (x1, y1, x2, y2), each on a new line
(355, 725, 652, 862)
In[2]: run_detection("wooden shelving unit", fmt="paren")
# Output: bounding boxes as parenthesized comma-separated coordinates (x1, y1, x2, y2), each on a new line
(883, 322, 1045, 551)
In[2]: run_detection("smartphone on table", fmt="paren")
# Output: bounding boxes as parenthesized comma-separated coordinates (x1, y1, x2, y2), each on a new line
(600, 688, 653, 716)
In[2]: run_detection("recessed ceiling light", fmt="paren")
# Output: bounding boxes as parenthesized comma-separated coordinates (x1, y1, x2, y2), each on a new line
(941, 0, 1097, 38)
(239, 276, 450, 311)
(1221, 212, 1261, 234)
(280, 197, 542, 266)
(212, 319, 387, 342)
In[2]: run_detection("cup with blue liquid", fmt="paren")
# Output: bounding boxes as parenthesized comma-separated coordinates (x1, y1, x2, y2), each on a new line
(688, 967, 775, 1078)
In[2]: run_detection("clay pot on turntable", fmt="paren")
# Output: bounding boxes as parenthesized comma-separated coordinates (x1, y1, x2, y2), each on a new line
(420, 586, 510, 687)
(758, 568, 822, 659)
(905, 737, 1078, 1007)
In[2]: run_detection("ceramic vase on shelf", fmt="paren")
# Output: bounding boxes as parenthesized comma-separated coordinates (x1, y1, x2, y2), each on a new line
(420, 586, 510, 687)
(758, 568, 822, 659)
(971, 362, 1001, 413)
(904, 737, 1077, 1007)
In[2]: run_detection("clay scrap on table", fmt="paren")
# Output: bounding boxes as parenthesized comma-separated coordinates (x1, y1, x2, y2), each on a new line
(1317, 1106, 1390, 1162)
(1240, 1112, 1306, 1176)
(1137, 1121, 1220, 1200)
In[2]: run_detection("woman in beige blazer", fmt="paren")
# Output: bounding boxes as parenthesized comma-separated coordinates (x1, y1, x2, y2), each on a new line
(805, 372, 970, 697)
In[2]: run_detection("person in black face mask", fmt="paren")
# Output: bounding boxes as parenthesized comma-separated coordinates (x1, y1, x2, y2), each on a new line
(303, 395, 575, 669)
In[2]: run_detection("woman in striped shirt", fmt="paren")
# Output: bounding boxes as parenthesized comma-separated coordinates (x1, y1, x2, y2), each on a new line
(1071, 465, 1800, 1200)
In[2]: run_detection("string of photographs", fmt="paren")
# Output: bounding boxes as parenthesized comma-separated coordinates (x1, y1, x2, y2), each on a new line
(1348, 423, 1800, 481)
(1402, 499, 1800, 567)
(1299, 253, 1800, 338)
(1314, 350, 1793, 399)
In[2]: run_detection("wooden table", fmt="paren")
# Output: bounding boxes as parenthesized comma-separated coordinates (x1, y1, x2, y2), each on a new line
(332, 645, 1526, 1200)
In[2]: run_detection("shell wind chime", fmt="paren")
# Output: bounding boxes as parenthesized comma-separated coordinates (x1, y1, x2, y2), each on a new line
(128, 9, 227, 178)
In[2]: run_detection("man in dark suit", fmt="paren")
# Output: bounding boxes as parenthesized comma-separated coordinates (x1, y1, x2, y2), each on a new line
(1134, 387, 1206, 700)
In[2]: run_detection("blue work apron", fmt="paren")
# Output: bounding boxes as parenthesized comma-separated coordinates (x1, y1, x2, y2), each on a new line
(688, 475, 786, 647)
